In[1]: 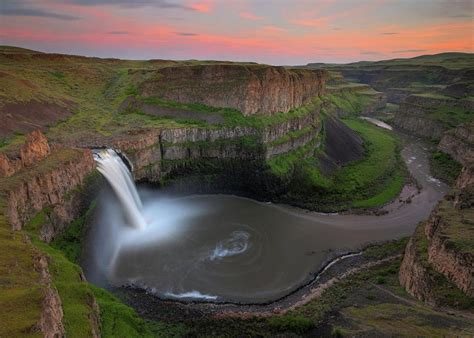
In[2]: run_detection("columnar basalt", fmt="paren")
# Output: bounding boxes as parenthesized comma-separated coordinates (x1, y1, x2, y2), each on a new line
(138, 64, 327, 116)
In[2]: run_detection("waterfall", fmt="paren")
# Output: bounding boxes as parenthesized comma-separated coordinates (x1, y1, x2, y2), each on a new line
(94, 149, 147, 229)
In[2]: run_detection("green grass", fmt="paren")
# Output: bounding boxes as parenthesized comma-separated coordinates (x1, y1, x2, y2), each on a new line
(429, 151, 462, 185)
(412, 92, 453, 100)
(363, 238, 409, 260)
(429, 105, 474, 129)
(91, 287, 188, 337)
(267, 126, 315, 147)
(51, 201, 96, 263)
(141, 95, 323, 129)
(324, 91, 377, 115)
(49, 71, 66, 80)
(0, 201, 43, 338)
(265, 118, 405, 210)
(266, 138, 320, 178)
(352, 172, 404, 208)
(267, 315, 314, 334)
(24, 207, 189, 337)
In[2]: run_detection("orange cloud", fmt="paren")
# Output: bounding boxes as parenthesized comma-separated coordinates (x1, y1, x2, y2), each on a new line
(188, 1, 213, 13)
(240, 12, 263, 21)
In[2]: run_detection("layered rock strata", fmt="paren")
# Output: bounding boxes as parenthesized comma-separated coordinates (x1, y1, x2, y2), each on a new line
(138, 64, 327, 116)
(1, 131, 95, 239)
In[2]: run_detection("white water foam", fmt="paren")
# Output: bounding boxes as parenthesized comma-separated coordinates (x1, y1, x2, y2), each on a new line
(164, 291, 218, 300)
(209, 231, 250, 261)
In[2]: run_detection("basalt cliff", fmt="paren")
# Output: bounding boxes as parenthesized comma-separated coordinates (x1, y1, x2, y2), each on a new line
(399, 123, 474, 305)
(138, 64, 326, 116)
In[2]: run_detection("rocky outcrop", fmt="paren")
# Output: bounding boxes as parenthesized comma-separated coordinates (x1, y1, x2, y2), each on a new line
(138, 65, 327, 116)
(393, 115, 445, 140)
(4, 148, 95, 235)
(438, 122, 474, 166)
(33, 253, 65, 337)
(104, 105, 323, 183)
(0, 130, 51, 177)
(394, 95, 474, 140)
(400, 164, 474, 302)
(1, 132, 96, 238)
(399, 228, 438, 304)
(426, 219, 474, 296)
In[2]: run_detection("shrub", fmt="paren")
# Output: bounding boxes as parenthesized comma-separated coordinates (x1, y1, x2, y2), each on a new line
(268, 315, 314, 334)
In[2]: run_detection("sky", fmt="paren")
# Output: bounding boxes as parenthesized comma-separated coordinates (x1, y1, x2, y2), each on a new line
(0, 0, 472, 65)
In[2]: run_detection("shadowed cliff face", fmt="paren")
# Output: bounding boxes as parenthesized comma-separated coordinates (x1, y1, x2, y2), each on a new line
(318, 117, 364, 174)
(139, 64, 326, 116)
(399, 123, 474, 304)
(438, 121, 474, 166)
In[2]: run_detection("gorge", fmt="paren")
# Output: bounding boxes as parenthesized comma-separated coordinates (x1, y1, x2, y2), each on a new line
(0, 47, 472, 337)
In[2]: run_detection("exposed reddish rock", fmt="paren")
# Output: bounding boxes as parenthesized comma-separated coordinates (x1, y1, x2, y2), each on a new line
(400, 166, 474, 302)
(427, 226, 474, 296)
(139, 65, 327, 116)
(399, 229, 437, 304)
(0, 130, 52, 178)
(33, 254, 65, 337)
(20, 130, 51, 167)
(0, 152, 17, 177)
(5, 148, 95, 233)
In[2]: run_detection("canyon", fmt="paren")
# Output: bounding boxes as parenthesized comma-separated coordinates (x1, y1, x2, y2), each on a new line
(0, 48, 472, 337)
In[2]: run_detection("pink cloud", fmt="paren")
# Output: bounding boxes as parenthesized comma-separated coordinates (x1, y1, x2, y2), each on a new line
(188, 1, 214, 13)
(240, 12, 263, 21)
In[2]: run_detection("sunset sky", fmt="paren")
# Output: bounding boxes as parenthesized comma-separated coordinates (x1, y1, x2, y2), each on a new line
(0, 0, 472, 65)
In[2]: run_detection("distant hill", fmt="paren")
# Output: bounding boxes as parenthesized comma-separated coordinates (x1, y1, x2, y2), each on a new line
(0, 45, 43, 54)
(307, 52, 474, 70)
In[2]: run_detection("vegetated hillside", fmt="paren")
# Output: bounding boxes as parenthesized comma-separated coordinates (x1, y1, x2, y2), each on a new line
(305, 52, 474, 140)
(0, 47, 452, 337)
(0, 46, 405, 211)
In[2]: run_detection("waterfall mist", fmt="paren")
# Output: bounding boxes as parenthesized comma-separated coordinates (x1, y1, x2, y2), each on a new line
(82, 143, 446, 303)
(87, 149, 203, 288)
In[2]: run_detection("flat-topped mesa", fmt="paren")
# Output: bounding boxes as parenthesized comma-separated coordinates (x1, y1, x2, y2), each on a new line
(138, 64, 327, 116)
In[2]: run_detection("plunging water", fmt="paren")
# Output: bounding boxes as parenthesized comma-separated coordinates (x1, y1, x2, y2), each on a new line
(94, 149, 146, 229)
(85, 144, 447, 303)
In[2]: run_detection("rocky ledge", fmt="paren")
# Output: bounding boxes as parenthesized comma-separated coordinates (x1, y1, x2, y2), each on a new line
(0, 131, 96, 240)
(438, 121, 474, 166)
(399, 164, 474, 303)
(137, 64, 327, 116)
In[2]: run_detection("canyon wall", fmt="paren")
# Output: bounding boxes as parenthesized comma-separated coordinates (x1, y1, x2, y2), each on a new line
(138, 64, 327, 116)
(438, 121, 474, 166)
(338, 66, 472, 92)
(400, 123, 474, 302)
(393, 95, 474, 140)
(0, 130, 50, 177)
(399, 185, 474, 302)
(0, 131, 96, 241)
